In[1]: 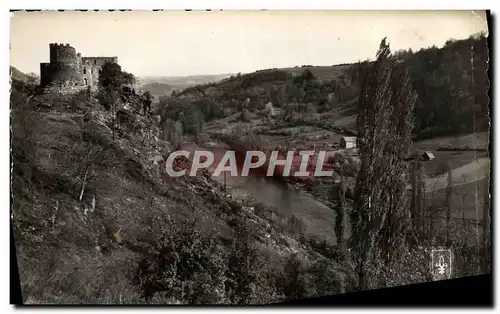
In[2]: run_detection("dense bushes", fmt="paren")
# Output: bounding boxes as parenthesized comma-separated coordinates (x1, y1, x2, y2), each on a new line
(98, 62, 136, 90)
(157, 97, 224, 136)
(136, 214, 229, 303)
(283, 102, 317, 122)
(409, 34, 489, 137)
(133, 210, 345, 304)
(97, 62, 136, 110)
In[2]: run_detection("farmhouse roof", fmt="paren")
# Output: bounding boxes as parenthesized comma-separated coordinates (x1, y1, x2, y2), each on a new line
(422, 151, 435, 159)
(341, 136, 357, 142)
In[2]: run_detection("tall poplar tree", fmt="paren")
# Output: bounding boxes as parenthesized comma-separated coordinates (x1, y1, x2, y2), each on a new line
(350, 38, 417, 289)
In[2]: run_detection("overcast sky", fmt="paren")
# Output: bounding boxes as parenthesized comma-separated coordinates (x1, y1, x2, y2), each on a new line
(10, 10, 488, 77)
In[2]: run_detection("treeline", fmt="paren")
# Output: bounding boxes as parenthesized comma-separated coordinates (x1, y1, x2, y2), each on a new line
(346, 33, 489, 139)
(157, 97, 225, 136)
(285, 68, 356, 112)
(408, 33, 489, 138)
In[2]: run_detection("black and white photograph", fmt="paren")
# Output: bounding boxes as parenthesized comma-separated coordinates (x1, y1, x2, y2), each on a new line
(9, 9, 492, 305)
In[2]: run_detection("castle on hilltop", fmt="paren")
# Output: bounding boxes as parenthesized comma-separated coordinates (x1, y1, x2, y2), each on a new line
(40, 43, 118, 93)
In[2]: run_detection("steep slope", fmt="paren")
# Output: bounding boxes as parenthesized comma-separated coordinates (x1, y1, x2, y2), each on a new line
(11, 85, 350, 304)
(10, 66, 30, 83)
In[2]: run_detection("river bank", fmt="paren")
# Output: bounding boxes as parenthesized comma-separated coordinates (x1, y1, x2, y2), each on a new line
(182, 141, 340, 243)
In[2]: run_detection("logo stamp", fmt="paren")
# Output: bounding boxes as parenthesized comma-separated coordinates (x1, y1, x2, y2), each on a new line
(431, 249, 453, 281)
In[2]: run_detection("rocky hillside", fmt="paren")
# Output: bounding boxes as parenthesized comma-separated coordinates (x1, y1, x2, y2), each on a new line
(11, 76, 353, 304)
(10, 66, 31, 83)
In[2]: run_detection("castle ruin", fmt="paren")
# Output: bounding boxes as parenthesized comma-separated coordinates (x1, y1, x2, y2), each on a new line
(40, 43, 118, 93)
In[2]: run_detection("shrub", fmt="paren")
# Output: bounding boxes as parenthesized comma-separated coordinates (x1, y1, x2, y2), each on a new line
(134, 211, 289, 305)
(98, 62, 135, 90)
(225, 223, 280, 304)
(283, 214, 306, 239)
(283, 103, 316, 122)
(135, 214, 229, 304)
(276, 253, 312, 301)
(97, 88, 118, 111)
(240, 109, 250, 122)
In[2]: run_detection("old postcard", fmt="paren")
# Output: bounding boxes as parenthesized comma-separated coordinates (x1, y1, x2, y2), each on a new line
(9, 10, 491, 305)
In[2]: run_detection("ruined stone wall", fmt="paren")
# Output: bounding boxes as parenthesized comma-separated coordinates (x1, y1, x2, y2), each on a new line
(82, 57, 119, 91)
(82, 57, 118, 67)
(43, 84, 88, 95)
(40, 62, 52, 87)
(81, 60, 96, 91)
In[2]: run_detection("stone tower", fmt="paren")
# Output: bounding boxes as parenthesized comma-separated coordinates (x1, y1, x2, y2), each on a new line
(40, 43, 119, 94)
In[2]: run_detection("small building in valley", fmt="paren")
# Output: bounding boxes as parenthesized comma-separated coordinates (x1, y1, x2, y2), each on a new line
(421, 151, 436, 161)
(340, 136, 357, 149)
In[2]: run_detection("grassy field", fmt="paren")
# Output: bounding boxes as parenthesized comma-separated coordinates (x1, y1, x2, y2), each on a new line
(423, 177, 489, 220)
(413, 132, 489, 151)
(419, 150, 489, 177)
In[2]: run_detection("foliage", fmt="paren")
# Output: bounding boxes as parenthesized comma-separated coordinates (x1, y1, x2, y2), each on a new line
(191, 98, 225, 122)
(283, 102, 317, 122)
(350, 38, 417, 290)
(162, 118, 183, 150)
(344, 33, 489, 138)
(183, 108, 205, 135)
(409, 34, 489, 137)
(136, 214, 230, 304)
(268, 84, 287, 107)
(96, 89, 119, 110)
(96, 62, 135, 113)
(157, 97, 224, 136)
(284, 69, 339, 109)
(98, 62, 136, 91)
(240, 109, 250, 122)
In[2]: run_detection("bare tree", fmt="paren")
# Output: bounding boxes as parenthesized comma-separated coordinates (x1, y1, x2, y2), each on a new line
(163, 118, 184, 150)
(73, 140, 105, 203)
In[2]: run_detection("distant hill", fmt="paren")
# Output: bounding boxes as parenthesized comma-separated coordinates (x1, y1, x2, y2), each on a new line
(10, 66, 30, 83)
(174, 63, 353, 111)
(280, 64, 353, 81)
(175, 33, 489, 139)
(10, 66, 40, 91)
(139, 82, 175, 98)
(10, 66, 40, 94)
(137, 73, 234, 98)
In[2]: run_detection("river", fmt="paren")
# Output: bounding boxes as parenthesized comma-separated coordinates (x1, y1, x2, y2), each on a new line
(182, 142, 339, 242)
